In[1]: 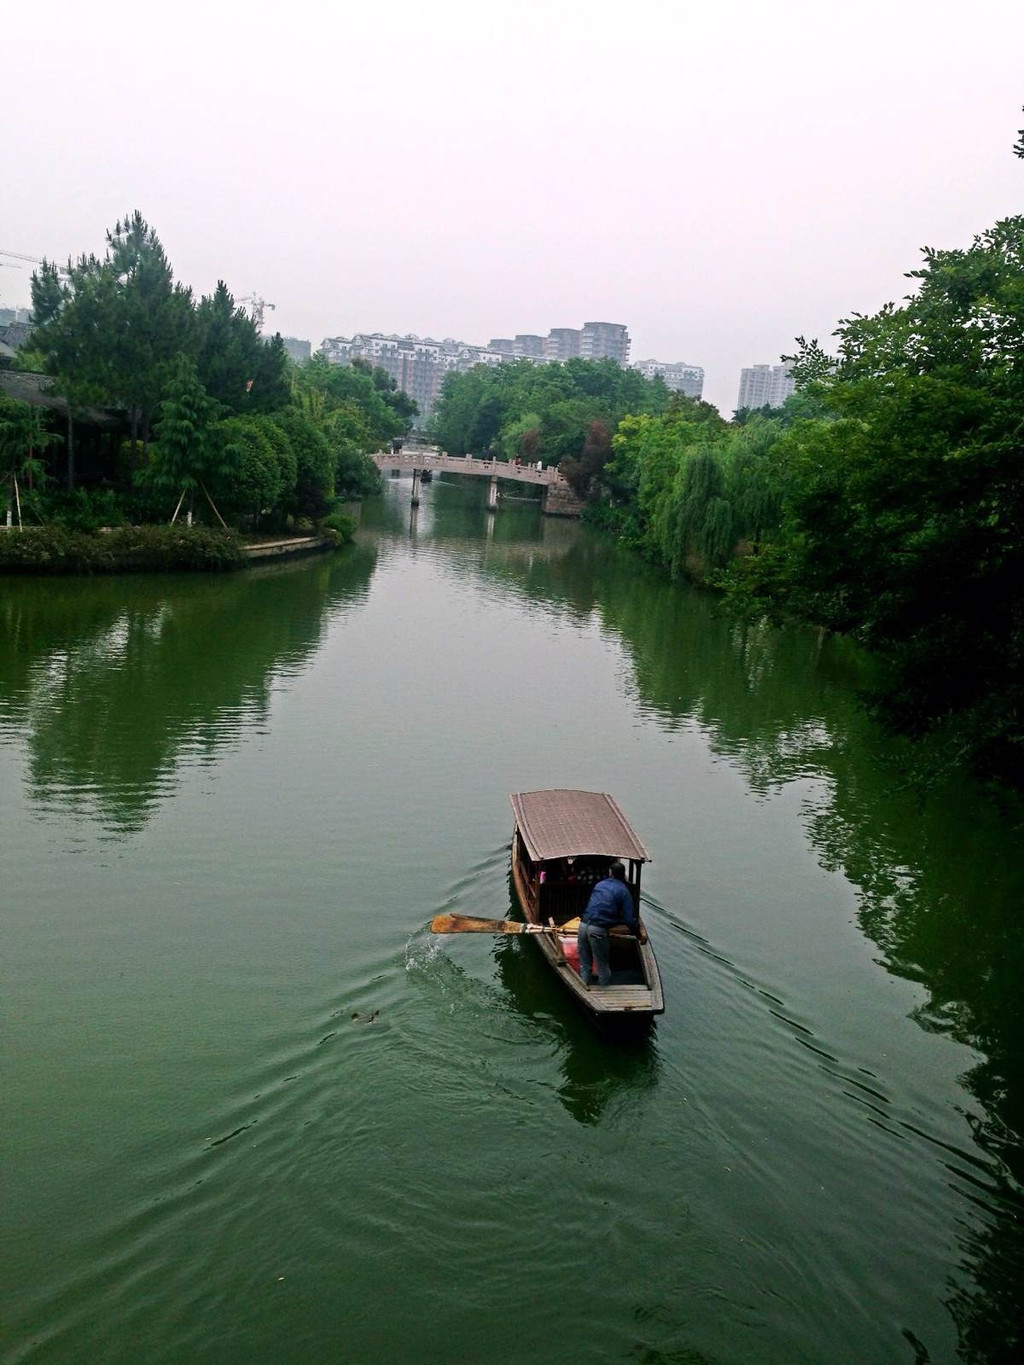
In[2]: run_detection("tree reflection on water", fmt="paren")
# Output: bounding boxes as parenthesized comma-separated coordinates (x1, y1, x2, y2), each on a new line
(0, 544, 377, 833)
(481, 520, 1024, 1365)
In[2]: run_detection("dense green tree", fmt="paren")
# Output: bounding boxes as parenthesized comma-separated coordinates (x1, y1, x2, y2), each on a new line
(211, 416, 283, 528)
(334, 444, 383, 501)
(733, 403, 786, 425)
(429, 364, 501, 455)
(729, 214, 1024, 782)
(22, 214, 390, 520)
(297, 356, 403, 450)
(267, 408, 335, 518)
(105, 212, 195, 444)
(351, 356, 418, 431)
(143, 356, 222, 523)
(560, 419, 614, 498)
(30, 215, 291, 488)
(667, 444, 734, 575)
(428, 357, 671, 465)
(601, 399, 730, 555)
(723, 416, 789, 552)
(0, 397, 60, 527)
(30, 255, 118, 489)
(194, 283, 291, 415)
(497, 411, 543, 461)
(252, 416, 299, 509)
(31, 215, 195, 460)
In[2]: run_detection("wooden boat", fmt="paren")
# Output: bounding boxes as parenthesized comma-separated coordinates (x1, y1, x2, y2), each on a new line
(510, 789, 664, 1019)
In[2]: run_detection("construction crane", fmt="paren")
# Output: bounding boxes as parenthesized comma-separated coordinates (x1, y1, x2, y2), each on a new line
(0, 252, 29, 309)
(236, 293, 276, 331)
(0, 248, 69, 276)
(0, 250, 67, 314)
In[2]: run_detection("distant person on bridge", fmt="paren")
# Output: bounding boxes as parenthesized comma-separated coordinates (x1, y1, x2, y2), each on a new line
(577, 862, 640, 987)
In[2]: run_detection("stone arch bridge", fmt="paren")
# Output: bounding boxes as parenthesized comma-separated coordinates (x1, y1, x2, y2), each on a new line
(371, 447, 584, 517)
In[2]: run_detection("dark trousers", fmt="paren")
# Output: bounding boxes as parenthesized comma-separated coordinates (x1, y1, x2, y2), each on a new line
(577, 922, 611, 986)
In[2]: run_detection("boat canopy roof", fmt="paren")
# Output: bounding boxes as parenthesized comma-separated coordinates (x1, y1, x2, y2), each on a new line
(510, 789, 650, 864)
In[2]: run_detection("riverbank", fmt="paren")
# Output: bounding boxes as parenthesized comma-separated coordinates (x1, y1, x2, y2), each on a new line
(0, 521, 353, 575)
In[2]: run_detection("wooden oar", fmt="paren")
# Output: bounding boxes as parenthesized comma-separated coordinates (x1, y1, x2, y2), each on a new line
(431, 914, 556, 934)
(430, 914, 644, 938)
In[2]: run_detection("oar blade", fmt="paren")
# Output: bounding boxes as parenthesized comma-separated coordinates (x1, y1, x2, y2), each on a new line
(430, 914, 524, 934)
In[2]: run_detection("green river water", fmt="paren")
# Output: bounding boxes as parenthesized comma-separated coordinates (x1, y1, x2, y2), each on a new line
(2, 476, 1023, 1365)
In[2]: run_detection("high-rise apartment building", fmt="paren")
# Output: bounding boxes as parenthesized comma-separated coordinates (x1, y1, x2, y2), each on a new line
(544, 328, 582, 360)
(487, 334, 546, 359)
(632, 358, 705, 399)
(490, 323, 630, 363)
(736, 364, 795, 411)
(513, 333, 545, 358)
(320, 333, 511, 418)
(321, 320, 633, 421)
(280, 336, 311, 364)
(579, 321, 630, 365)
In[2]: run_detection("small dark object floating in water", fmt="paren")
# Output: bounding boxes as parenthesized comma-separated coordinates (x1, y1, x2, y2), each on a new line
(351, 1010, 379, 1024)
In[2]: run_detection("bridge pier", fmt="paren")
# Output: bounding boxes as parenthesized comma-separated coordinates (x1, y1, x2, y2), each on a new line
(540, 481, 584, 517)
(411, 468, 422, 507)
(487, 475, 499, 512)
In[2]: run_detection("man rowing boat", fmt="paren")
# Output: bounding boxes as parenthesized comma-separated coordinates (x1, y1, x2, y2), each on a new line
(577, 861, 639, 987)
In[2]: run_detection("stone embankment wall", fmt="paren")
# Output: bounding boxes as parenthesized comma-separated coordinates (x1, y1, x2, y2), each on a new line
(542, 483, 584, 517)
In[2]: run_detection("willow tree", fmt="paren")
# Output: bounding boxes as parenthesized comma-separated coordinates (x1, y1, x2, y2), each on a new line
(668, 445, 734, 576)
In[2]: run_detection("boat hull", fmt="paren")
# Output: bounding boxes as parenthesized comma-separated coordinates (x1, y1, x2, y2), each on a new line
(510, 842, 665, 1020)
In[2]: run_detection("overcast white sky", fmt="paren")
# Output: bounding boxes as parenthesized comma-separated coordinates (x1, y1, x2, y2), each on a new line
(3, 0, 1022, 412)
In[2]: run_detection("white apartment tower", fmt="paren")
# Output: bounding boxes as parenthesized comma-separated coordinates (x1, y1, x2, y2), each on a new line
(632, 359, 705, 399)
(736, 364, 795, 411)
(319, 333, 511, 419)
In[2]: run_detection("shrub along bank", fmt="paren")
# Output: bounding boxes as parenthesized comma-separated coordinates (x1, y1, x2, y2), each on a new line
(0, 517, 356, 575)
(0, 525, 248, 574)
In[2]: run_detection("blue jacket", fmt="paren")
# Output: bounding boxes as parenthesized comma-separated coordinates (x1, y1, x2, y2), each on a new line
(582, 877, 637, 930)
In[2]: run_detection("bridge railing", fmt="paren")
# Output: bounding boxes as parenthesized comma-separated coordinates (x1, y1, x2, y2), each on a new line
(371, 450, 564, 485)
